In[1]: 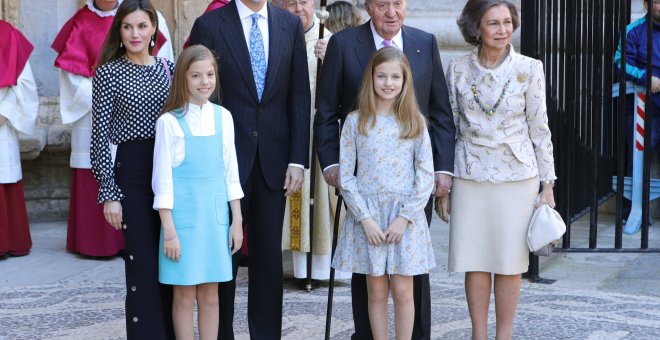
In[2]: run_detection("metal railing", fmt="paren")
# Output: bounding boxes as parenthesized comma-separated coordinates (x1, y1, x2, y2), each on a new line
(520, 0, 660, 281)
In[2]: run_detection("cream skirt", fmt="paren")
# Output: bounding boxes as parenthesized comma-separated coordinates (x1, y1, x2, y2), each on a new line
(448, 177, 538, 275)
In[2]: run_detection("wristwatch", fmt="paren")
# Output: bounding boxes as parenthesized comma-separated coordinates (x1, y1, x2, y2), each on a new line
(542, 180, 555, 187)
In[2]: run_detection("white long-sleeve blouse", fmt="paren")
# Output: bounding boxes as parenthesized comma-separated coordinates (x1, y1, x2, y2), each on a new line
(152, 102, 244, 210)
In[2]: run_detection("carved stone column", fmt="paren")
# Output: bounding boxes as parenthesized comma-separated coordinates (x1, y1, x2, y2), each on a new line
(0, 0, 19, 25)
(170, 0, 210, 56)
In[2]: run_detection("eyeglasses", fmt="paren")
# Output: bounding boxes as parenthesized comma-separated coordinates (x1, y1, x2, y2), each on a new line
(372, 1, 405, 12)
(286, 0, 309, 9)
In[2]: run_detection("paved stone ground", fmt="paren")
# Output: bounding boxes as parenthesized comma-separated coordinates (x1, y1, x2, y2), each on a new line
(1, 214, 659, 339)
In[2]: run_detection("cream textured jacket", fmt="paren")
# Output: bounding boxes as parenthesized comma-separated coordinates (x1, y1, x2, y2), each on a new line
(446, 45, 556, 183)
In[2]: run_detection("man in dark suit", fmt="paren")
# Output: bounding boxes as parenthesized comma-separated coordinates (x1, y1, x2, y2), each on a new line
(314, 0, 455, 339)
(188, 0, 310, 338)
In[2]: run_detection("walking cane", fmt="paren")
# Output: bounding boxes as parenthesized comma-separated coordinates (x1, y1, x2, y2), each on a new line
(325, 190, 342, 340)
(305, 0, 330, 292)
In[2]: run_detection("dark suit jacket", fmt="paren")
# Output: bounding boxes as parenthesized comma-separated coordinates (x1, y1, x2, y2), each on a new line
(188, 1, 311, 190)
(314, 21, 455, 173)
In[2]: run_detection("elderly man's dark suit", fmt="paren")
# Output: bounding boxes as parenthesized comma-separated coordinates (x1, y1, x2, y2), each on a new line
(188, 1, 310, 339)
(314, 21, 455, 340)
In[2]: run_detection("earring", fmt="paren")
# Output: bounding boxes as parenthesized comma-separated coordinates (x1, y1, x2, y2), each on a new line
(150, 37, 155, 47)
(477, 36, 481, 44)
(120, 41, 123, 48)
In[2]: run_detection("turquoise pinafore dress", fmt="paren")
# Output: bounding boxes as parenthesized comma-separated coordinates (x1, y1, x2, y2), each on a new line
(159, 105, 232, 285)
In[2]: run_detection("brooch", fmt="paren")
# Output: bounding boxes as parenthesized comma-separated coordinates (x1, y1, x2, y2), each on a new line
(517, 73, 528, 83)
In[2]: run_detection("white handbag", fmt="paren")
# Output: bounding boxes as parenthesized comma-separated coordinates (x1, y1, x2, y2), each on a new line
(527, 202, 566, 256)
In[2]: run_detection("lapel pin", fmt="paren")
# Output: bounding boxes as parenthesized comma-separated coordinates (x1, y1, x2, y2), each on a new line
(417, 49, 421, 53)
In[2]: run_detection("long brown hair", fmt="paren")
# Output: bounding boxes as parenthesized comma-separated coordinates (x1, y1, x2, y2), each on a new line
(356, 47, 425, 139)
(97, 0, 159, 67)
(161, 45, 221, 115)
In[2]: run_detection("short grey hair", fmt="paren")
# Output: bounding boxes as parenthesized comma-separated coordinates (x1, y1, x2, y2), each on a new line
(457, 0, 520, 46)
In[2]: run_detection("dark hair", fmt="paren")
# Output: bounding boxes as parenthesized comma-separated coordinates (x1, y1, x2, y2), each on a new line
(97, 0, 159, 67)
(325, 1, 363, 33)
(161, 45, 221, 115)
(457, 0, 520, 46)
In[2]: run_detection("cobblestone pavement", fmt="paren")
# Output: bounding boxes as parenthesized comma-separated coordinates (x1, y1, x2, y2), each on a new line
(1, 218, 659, 339)
(2, 274, 660, 339)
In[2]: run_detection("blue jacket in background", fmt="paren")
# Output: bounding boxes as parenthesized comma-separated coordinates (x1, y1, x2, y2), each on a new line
(614, 16, 660, 111)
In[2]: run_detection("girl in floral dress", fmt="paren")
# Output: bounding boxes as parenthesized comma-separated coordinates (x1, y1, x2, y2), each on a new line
(331, 47, 436, 340)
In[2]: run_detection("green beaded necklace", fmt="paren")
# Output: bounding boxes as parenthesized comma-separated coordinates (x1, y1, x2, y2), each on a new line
(471, 79, 511, 116)
(472, 45, 511, 116)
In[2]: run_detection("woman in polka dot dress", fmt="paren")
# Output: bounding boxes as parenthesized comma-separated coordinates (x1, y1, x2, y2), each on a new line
(90, 0, 174, 338)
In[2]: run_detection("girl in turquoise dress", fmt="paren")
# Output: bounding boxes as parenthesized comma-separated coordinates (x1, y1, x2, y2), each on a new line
(152, 45, 244, 340)
(331, 47, 436, 340)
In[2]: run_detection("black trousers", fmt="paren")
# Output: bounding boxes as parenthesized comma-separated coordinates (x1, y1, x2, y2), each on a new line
(115, 140, 174, 340)
(218, 158, 287, 340)
(351, 198, 434, 340)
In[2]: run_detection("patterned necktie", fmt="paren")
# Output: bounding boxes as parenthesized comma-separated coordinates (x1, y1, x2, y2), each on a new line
(382, 39, 393, 48)
(249, 13, 266, 100)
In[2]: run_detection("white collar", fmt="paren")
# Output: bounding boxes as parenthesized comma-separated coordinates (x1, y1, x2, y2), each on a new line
(86, 0, 122, 17)
(236, 0, 268, 21)
(370, 20, 403, 50)
(187, 101, 212, 113)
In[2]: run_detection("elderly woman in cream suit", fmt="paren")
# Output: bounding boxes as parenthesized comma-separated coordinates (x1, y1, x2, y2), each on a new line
(446, 1, 556, 339)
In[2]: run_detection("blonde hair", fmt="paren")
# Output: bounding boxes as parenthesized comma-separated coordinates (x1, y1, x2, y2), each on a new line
(325, 1, 362, 33)
(356, 47, 425, 139)
(161, 45, 220, 115)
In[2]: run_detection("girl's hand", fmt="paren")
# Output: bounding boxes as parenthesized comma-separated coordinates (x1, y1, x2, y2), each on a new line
(385, 216, 408, 244)
(164, 232, 180, 261)
(536, 185, 556, 209)
(103, 200, 123, 230)
(229, 222, 243, 255)
(362, 218, 385, 246)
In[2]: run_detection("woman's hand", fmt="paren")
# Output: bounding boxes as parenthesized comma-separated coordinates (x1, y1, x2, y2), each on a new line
(163, 232, 180, 261)
(229, 221, 244, 255)
(536, 184, 556, 208)
(103, 200, 123, 230)
(385, 216, 408, 244)
(362, 218, 385, 246)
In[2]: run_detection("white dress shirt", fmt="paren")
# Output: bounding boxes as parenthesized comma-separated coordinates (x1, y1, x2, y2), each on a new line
(236, 0, 269, 66)
(370, 21, 403, 50)
(152, 102, 244, 210)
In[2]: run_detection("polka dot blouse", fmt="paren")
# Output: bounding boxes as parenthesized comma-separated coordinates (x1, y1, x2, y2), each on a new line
(90, 56, 174, 203)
